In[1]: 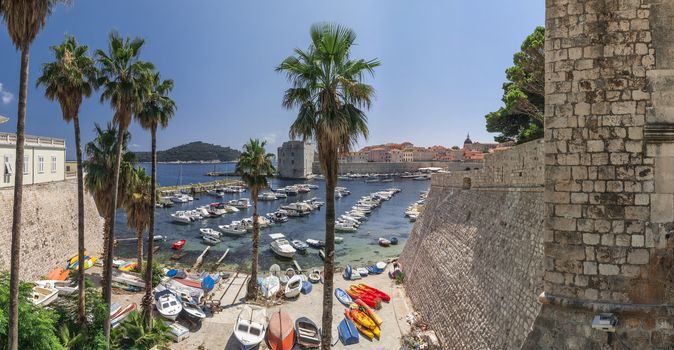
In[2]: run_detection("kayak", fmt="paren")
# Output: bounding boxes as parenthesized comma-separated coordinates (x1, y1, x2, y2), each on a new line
(344, 310, 377, 340)
(355, 284, 391, 302)
(346, 288, 381, 309)
(335, 288, 353, 306)
(354, 299, 383, 327)
(349, 308, 377, 330)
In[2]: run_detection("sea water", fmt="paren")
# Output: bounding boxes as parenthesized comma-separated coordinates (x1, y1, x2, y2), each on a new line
(113, 163, 429, 272)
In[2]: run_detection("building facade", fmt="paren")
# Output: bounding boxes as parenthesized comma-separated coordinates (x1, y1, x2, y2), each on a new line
(277, 140, 314, 179)
(0, 132, 66, 189)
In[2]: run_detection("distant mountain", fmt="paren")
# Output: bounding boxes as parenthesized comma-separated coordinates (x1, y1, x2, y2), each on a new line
(133, 141, 241, 162)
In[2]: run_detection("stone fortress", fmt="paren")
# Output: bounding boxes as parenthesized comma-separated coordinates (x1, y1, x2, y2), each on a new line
(401, 1, 674, 349)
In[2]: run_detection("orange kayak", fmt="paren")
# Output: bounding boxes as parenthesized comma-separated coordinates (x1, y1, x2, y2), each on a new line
(346, 288, 381, 309)
(46, 267, 70, 281)
(344, 310, 376, 340)
(354, 299, 383, 326)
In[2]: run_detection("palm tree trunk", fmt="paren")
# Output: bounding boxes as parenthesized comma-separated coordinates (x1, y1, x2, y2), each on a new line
(247, 186, 260, 299)
(8, 47, 29, 350)
(136, 229, 143, 267)
(142, 125, 157, 329)
(103, 125, 126, 344)
(321, 155, 337, 349)
(74, 114, 86, 327)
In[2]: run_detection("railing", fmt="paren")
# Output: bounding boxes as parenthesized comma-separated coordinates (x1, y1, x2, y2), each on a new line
(0, 132, 66, 148)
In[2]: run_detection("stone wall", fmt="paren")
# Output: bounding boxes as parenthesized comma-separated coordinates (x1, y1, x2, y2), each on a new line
(400, 141, 546, 349)
(314, 160, 484, 175)
(0, 179, 104, 281)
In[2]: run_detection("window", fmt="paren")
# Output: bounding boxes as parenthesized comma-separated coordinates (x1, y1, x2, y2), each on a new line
(23, 156, 28, 175)
(51, 156, 57, 173)
(38, 156, 44, 173)
(3, 155, 11, 183)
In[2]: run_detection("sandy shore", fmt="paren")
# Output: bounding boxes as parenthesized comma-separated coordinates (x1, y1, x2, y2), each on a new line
(99, 266, 413, 350)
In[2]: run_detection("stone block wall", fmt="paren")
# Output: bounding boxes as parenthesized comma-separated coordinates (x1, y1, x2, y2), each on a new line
(0, 179, 104, 281)
(400, 141, 546, 349)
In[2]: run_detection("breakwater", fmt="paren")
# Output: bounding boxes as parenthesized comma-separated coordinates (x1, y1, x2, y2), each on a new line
(0, 179, 105, 280)
(312, 161, 483, 175)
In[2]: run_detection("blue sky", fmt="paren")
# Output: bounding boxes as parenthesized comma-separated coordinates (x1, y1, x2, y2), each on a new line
(0, 0, 544, 159)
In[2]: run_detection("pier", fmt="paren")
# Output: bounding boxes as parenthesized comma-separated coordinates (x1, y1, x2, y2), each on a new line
(158, 179, 244, 196)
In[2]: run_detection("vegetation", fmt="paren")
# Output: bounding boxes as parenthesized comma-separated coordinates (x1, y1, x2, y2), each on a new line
(51, 282, 109, 350)
(124, 167, 152, 266)
(133, 141, 240, 163)
(276, 23, 379, 348)
(95, 32, 154, 344)
(0, 274, 64, 350)
(485, 26, 544, 143)
(135, 71, 176, 329)
(1, 1, 65, 347)
(235, 139, 276, 299)
(36, 35, 97, 327)
(110, 311, 170, 350)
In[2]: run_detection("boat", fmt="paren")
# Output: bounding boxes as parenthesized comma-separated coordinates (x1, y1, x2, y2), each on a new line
(389, 261, 403, 279)
(46, 267, 70, 281)
(378, 238, 391, 247)
(413, 175, 430, 181)
(168, 322, 190, 343)
(335, 236, 344, 244)
(390, 237, 399, 245)
(266, 310, 295, 350)
(154, 289, 182, 321)
(34, 280, 77, 295)
(284, 187, 299, 196)
(170, 211, 193, 224)
(355, 299, 383, 327)
(229, 198, 251, 209)
(172, 239, 186, 250)
(273, 189, 288, 198)
(355, 284, 391, 302)
(335, 222, 357, 233)
(381, 178, 393, 183)
(269, 233, 296, 259)
(202, 235, 221, 245)
(258, 192, 278, 201)
(181, 301, 206, 321)
(111, 270, 145, 288)
(290, 239, 308, 253)
(301, 281, 312, 294)
(174, 278, 202, 289)
(366, 265, 385, 275)
(357, 267, 369, 277)
(335, 288, 353, 306)
(219, 222, 247, 235)
(343, 265, 353, 280)
(234, 305, 267, 350)
(376, 261, 387, 270)
(338, 317, 359, 345)
(266, 211, 289, 224)
(259, 276, 280, 298)
(308, 270, 320, 283)
(170, 194, 190, 203)
(111, 303, 136, 328)
(345, 309, 379, 340)
(305, 239, 324, 249)
(318, 249, 325, 260)
(295, 317, 321, 348)
(284, 275, 303, 299)
(31, 285, 58, 306)
(199, 227, 221, 238)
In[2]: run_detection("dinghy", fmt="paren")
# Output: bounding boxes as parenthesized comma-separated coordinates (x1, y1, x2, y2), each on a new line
(390, 237, 399, 245)
(378, 238, 391, 247)
(343, 265, 353, 280)
(259, 276, 280, 298)
(155, 289, 182, 321)
(172, 239, 186, 250)
(338, 317, 359, 345)
(199, 227, 220, 238)
(111, 303, 136, 328)
(267, 310, 295, 350)
(235, 305, 267, 350)
(300, 281, 312, 294)
(284, 275, 303, 299)
(335, 288, 353, 306)
(181, 301, 206, 321)
(295, 317, 321, 348)
(308, 270, 321, 283)
(357, 267, 369, 277)
(202, 235, 221, 245)
(31, 285, 58, 306)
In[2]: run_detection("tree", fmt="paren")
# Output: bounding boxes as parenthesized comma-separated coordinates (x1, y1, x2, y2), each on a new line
(235, 139, 275, 299)
(36, 34, 97, 328)
(276, 23, 379, 348)
(124, 167, 152, 267)
(135, 71, 175, 329)
(110, 311, 170, 350)
(485, 26, 544, 143)
(0, 1, 63, 347)
(95, 32, 153, 343)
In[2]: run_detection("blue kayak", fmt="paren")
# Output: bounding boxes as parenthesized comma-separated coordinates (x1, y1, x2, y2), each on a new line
(301, 281, 312, 294)
(343, 265, 352, 280)
(335, 288, 353, 306)
(338, 317, 359, 345)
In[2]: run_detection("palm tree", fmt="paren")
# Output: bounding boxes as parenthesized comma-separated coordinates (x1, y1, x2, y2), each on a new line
(276, 23, 379, 348)
(1, 1, 64, 348)
(95, 32, 153, 342)
(135, 72, 175, 329)
(36, 34, 97, 327)
(124, 167, 151, 267)
(235, 139, 275, 299)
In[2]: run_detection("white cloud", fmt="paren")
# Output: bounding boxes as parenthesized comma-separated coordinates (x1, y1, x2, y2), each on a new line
(0, 83, 14, 105)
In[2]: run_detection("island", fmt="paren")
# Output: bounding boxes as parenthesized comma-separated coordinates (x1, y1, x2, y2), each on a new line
(133, 141, 241, 163)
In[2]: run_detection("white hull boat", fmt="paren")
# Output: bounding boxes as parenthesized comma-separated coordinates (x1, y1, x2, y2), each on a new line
(31, 286, 58, 306)
(284, 274, 303, 299)
(219, 223, 247, 235)
(269, 233, 296, 259)
(259, 276, 280, 298)
(234, 305, 267, 350)
(155, 289, 182, 321)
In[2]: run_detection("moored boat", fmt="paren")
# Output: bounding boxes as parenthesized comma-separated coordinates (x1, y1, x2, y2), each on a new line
(378, 238, 391, 247)
(270, 233, 296, 259)
(290, 239, 308, 253)
(172, 239, 186, 250)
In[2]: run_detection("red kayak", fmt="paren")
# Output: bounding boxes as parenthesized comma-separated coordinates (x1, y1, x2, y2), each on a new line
(346, 288, 381, 309)
(355, 284, 391, 302)
(172, 239, 186, 250)
(174, 278, 202, 289)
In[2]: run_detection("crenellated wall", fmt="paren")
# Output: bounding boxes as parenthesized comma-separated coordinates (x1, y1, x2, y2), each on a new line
(400, 140, 546, 349)
(0, 179, 104, 281)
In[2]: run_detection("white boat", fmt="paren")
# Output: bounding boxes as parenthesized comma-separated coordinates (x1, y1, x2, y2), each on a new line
(335, 236, 344, 244)
(199, 227, 221, 238)
(269, 233, 296, 258)
(258, 192, 277, 201)
(207, 189, 226, 197)
(234, 305, 267, 350)
(259, 275, 280, 298)
(170, 194, 189, 203)
(229, 198, 251, 209)
(154, 289, 182, 321)
(202, 235, 221, 245)
(31, 285, 58, 306)
(219, 222, 247, 235)
(335, 222, 357, 233)
(170, 211, 192, 224)
(357, 267, 369, 277)
(34, 280, 76, 295)
(273, 190, 288, 199)
(168, 322, 190, 343)
(284, 274, 303, 298)
(111, 270, 145, 288)
(182, 301, 206, 321)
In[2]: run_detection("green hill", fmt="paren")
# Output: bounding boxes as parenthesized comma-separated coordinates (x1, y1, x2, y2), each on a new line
(134, 141, 241, 162)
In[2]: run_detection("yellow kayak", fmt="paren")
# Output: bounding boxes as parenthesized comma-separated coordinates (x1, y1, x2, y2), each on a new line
(354, 299, 383, 326)
(83, 257, 97, 270)
(67, 251, 88, 266)
(345, 310, 377, 340)
(350, 309, 377, 331)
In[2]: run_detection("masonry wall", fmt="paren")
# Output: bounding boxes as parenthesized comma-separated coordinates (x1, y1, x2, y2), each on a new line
(400, 141, 546, 349)
(316, 160, 484, 175)
(0, 179, 104, 280)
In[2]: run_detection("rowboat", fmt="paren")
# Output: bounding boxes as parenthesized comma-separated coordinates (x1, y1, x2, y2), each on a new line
(308, 270, 321, 283)
(266, 310, 295, 350)
(338, 317, 359, 345)
(172, 239, 186, 250)
(235, 305, 267, 350)
(31, 285, 58, 306)
(111, 303, 136, 328)
(181, 301, 206, 321)
(34, 280, 77, 295)
(284, 275, 303, 299)
(174, 278, 202, 289)
(111, 270, 145, 289)
(295, 317, 321, 348)
(202, 235, 221, 245)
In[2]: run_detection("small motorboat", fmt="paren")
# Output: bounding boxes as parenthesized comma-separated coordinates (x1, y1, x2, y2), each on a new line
(171, 211, 192, 224)
(259, 276, 280, 299)
(378, 238, 391, 247)
(301, 281, 312, 294)
(267, 310, 295, 350)
(295, 317, 321, 348)
(154, 289, 182, 321)
(219, 223, 247, 235)
(202, 235, 221, 245)
(199, 227, 221, 238)
(390, 237, 399, 245)
(270, 233, 296, 259)
(335, 236, 344, 244)
(31, 285, 58, 306)
(34, 280, 76, 295)
(284, 275, 303, 299)
(338, 317, 359, 345)
(172, 239, 186, 250)
(318, 249, 325, 261)
(305, 239, 324, 249)
(235, 305, 267, 350)
(308, 270, 321, 283)
(335, 288, 353, 306)
(290, 239, 308, 253)
(181, 301, 206, 322)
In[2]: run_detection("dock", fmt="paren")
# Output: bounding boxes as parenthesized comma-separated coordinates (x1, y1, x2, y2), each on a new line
(205, 171, 238, 177)
(216, 249, 230, 265)
(158, 179, 243, 196)
(192, 246, 211, 270)
(292, 259, 302, 273)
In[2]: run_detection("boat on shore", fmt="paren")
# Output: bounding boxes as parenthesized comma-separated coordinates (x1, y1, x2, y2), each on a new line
(235, 305, 267, 350)
(267, 310, 295, 350)
(378, 238, 391, 247)
(31, 285, 58, 306)
(155, 289, 182, 321)
(295, 317, 321, 348)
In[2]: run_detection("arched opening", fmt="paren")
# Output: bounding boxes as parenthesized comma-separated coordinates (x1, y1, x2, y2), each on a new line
(462, 177, 472, 190)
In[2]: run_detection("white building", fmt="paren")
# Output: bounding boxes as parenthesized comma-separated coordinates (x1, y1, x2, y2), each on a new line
(277, 141, 314, 179)
(0, 132, 66, 188)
